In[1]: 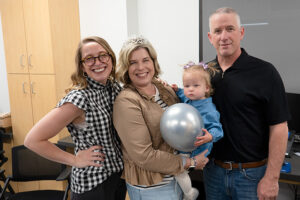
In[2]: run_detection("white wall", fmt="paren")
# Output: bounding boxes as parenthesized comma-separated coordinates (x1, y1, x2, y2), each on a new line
(136, 0, 199, 87)
(0, 15, 10, 113)
(126, 0, 138, 36)
(78, 0, 128, 57)
(79, 0, 199, 87)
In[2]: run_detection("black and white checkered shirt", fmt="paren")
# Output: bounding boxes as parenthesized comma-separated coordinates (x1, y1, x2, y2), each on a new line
(57, 77, 123, 194)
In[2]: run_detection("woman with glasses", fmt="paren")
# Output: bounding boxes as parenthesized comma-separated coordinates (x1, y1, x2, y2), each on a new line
(24, 36, 126, 200)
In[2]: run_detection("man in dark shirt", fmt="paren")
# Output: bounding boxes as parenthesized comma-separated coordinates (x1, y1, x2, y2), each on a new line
(203, 7, 290, 200)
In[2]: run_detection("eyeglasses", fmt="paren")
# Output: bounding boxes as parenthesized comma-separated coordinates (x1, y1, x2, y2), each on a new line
(81, 53, 111, 66)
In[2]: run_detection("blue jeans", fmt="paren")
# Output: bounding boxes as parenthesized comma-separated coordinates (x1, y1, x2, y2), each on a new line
(203, 159, 267, 200)
(126, 179, 183, 200)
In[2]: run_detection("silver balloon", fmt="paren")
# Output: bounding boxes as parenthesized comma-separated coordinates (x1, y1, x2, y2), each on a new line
(160, 103, 204, 152)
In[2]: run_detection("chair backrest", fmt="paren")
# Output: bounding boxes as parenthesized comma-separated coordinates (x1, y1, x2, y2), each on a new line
(11, 144, 66, 182)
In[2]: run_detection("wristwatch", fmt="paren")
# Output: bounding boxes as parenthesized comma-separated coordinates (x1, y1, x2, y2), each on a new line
(188, 157, 196, 171)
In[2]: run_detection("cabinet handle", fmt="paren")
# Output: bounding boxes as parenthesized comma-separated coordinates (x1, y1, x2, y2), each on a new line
(30, 82, 36, 94)
(28, 54, 32, 67)
(20, 54, 25, 67)
(22, 82, 27, 93)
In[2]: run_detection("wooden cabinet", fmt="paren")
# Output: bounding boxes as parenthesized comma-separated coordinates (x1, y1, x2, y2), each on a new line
(0, 0, 80, 193)
(6, 74, 34, 146)
(1, 0, 54, 74)
(0, 0, 28, 74)
(7, 74, 58, 145)
(22, 0, 54, 74)
(1, 0, 80, 144)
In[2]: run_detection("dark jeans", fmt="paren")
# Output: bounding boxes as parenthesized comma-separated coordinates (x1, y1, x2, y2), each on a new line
(71, 172, 127, 200)
(203, 160, 266, 200)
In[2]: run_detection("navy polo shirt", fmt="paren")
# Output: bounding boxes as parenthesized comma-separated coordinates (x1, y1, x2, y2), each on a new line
(210, 48, 290, 162)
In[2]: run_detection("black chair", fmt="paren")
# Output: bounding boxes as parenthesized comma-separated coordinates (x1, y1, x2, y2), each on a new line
(0, 128, 14, 199)
(0, 169, 14, 200)
(0, 144, 71, 200)
(0, 128, 8, 168)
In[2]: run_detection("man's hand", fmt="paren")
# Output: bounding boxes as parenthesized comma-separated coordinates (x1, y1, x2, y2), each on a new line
(257, 122, 288, 199)
(257, 175, 279, 200)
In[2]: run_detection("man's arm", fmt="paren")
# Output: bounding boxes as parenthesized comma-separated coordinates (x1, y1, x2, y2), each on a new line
(257, 121, 288, 200)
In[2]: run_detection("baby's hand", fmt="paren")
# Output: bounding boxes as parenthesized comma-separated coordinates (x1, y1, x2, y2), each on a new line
(194, 128, 212, 147)
(171, 84, 178, 92)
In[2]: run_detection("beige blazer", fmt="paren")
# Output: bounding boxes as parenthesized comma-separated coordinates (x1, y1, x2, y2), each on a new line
(113, 80, 184, 186)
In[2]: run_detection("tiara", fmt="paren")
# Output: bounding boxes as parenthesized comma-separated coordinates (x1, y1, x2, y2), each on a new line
(124, 35, 148, 46)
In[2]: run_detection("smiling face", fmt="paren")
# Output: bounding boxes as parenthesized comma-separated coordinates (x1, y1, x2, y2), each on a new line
(81, 42, 112, 85)
(208, 12, 244, 60)
(183, 71, 209, 100)
(128, 48, 155, 89)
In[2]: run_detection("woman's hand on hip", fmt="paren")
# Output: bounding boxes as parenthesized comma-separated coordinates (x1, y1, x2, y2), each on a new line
(74, 145, 105, 168)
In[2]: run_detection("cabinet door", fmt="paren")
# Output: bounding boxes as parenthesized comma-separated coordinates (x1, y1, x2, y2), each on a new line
(6, 75, 39, 192)
(0, 0, 29, 73)
(30, 75, 56, 123)
(30, 75, 59, 142)
(7, 74, 34, 146)
(23, 0, 54, 74)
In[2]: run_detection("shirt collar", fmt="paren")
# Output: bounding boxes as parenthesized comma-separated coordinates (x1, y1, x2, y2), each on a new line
(125, 79, 162, 101)
(86, 76, 111, 90)
(213, 48, 249, 70)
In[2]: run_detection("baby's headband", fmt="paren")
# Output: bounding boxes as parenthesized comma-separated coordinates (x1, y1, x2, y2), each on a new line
(183, 61, 208, 70)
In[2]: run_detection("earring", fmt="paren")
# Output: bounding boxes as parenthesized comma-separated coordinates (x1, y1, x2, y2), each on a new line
(83, 72, 87, 77)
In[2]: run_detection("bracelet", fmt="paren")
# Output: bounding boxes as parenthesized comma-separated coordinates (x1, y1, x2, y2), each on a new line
(181, 156, 187, 167)
(192, 157, 197, 167)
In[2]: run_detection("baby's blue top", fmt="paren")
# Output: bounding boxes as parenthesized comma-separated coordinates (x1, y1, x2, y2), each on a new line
(176, 89, 224, 157)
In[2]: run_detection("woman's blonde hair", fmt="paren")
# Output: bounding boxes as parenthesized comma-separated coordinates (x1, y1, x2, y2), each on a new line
(183, 62, 217, 97)
(66, 36, 116, 93)
(116, 35, 161, 85)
